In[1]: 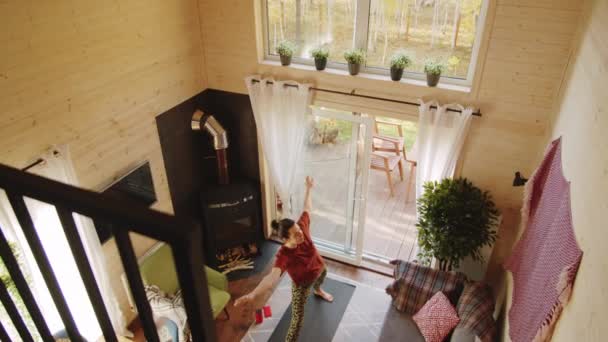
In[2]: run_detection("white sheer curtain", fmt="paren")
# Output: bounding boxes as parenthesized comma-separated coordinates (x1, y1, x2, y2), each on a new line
(0, 146, 126, 340)
(245, 76, 312, 214)
(414, 100, 473, 199)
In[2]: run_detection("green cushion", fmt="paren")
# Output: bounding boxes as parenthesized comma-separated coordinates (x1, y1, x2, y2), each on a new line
(208, 286, 231, 318)
(140, 244, 179, 295)
(139, 244, 231, 318)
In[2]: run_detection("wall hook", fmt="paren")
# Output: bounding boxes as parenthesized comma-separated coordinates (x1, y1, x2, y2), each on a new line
(513, 171, 528, 187)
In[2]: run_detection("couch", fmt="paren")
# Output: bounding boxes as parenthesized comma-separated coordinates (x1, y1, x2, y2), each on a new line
(132, 243, 231, 319)
(383, 260, 496, 342)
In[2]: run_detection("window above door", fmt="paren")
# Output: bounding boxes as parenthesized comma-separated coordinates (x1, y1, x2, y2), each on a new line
(262, 0, 489, 86)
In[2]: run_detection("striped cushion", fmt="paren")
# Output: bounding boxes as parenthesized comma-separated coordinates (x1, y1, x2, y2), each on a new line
(386, 260, 466, 314)
(454, 282, 496, 342)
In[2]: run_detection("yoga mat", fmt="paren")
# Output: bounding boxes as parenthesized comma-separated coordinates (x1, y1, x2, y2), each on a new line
(269, 277, 356, 342)
(227, 240, 281, 281)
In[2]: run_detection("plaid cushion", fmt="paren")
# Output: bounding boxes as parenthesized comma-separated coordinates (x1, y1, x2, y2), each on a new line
(386, 260, 466, 314)
(455, 282, 496, 342)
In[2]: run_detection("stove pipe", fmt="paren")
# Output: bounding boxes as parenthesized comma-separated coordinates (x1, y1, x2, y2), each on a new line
(192, 110, 229, 184)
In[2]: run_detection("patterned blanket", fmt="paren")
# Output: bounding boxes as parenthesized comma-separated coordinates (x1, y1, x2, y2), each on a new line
(455, 282, 496, 342)
(504, 137, 583, 342)
(146, 285, 190, 342)
(387, 260, 466, 314)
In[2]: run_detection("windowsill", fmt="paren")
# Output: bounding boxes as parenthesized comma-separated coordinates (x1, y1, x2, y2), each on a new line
(259, 60, 472, 94)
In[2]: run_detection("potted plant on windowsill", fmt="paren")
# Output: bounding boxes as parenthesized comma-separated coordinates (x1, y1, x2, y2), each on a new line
(416, 178, 499, 272)
(276, 41, 296, 66)
(311, 46, 329, 71)
(344, 49, 365, 76)
(424, 60, 445, 87)
(389, 52, 412, 81)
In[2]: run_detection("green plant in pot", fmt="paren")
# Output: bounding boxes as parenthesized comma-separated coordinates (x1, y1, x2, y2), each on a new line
(344, 49, 365, 76)
(311, 46, 329, 71)
(416, 177, 500, 271)
(276, 41, 296, 66)
(389, 52, 412, 81)
(424, 60, 445, 87)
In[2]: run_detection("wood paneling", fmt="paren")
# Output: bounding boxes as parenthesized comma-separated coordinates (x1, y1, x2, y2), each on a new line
(0, 0, 207, 323)
(196, 1, 584, 331)
(197, 0, 582, 213)
(502, 0, 608, 340)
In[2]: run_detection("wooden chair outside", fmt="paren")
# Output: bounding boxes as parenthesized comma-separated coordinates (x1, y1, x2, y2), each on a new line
(370, 137, 404, 197)
(372, 119, 417, 202)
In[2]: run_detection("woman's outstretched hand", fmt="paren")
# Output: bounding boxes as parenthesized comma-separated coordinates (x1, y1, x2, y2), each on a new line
(305, 176, 314, 189)
(234, 293, 256, 317)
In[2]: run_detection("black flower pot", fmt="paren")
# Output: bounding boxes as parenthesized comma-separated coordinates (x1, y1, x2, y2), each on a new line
(426, 72, 441, 87)
(280, 55, 292, 66)
(390, 67, 404, 81)
(348, 62, 361, 76)
(314, 58, 327, 71)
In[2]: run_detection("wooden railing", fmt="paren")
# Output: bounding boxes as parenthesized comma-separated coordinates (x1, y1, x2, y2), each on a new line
(0, 163, 216, 341)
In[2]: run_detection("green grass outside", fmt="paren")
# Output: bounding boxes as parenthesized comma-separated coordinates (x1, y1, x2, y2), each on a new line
(314, 115, 417, 150)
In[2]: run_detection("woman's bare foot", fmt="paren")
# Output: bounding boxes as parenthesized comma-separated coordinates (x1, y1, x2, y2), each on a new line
(314, 288, 334, 302)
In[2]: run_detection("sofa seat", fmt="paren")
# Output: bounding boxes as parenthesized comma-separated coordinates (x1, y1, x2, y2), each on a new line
(378, 309, 425, 342)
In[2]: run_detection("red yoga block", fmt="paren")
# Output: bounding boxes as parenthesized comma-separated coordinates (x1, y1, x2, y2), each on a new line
(255, 309, 264, 324)
(263, 305, 272, 318)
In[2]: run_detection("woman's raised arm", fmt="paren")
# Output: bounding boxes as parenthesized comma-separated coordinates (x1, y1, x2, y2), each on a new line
(303, 176, 314, 213)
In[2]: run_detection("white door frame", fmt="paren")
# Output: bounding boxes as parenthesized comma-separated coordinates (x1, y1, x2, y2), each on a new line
(259, 107, 373, 266)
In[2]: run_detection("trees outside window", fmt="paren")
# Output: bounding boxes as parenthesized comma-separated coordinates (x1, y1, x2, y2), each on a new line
(265, 0, 486, 82)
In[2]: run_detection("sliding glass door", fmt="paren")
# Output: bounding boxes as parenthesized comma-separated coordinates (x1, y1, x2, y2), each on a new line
(289, 107, 372, 265)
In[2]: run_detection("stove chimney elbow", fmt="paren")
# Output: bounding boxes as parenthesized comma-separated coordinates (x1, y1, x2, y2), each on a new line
(191, 110, 229, 150)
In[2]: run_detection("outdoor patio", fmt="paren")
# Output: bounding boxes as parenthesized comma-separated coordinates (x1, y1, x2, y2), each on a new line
(292, 136, 418, 263)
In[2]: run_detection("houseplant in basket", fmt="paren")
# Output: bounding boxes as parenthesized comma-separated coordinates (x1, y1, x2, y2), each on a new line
(343, 49, 365, 75)
(424, 60, 445, 87)
(311, 46, 329, 71)
(276, 41, 296, 66)
(389, 52, 412, 81)
(416, 177, 500, 271)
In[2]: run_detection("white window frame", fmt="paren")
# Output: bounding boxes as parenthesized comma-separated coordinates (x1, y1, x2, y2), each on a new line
(261, 0, 489, 87)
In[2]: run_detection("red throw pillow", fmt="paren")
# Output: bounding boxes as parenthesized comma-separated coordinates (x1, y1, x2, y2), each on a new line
(412, 291, 460, 342)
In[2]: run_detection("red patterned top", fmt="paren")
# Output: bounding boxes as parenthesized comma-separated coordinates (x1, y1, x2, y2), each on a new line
(273, 211, 324, 286)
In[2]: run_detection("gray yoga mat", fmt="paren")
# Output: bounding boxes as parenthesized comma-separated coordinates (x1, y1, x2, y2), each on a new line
(269, 277, 356, 342)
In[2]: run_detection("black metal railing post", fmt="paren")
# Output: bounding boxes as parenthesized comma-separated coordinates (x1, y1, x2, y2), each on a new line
(0, 227, 53, 341)
(5, 192, 82, 341)
(55, 206, 117, 342)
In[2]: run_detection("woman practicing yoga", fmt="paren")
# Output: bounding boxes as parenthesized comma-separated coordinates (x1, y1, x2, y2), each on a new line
(234, 176, 333, 341)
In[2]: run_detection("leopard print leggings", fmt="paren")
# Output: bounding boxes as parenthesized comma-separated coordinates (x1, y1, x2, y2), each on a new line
(285, 267, 328, 342)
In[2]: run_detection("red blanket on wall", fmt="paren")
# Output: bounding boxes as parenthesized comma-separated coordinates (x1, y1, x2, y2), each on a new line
(504, 137, 582, 342)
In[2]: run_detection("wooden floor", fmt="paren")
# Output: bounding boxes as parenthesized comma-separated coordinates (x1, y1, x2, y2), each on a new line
(292, 141, 418, 263)
(215, 257, 393, 342)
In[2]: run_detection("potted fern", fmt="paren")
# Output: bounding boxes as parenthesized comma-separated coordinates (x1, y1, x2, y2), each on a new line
(311, 47, 329, 71)
(416, 178, 499, 271)
(424, 60, 445, 87)
(276, 41, 296, 66)
(344, 49, 365, 76)
(389, 52, 412, 81)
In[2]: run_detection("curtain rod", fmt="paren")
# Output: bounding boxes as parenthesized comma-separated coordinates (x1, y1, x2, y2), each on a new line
(250, 79, 482, 117)
(21, 150, 61, 171)
(22, 158, 44, 171)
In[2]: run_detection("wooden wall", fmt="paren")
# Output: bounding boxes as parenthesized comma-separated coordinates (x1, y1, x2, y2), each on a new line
(502, 0, 608, 340)
(197, 0, 583, 304)
(197, 0, 582, 211)
(0, 0, 207, 323)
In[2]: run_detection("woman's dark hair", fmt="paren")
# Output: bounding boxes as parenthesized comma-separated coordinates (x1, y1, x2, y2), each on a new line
(271, 218, 295, 239)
